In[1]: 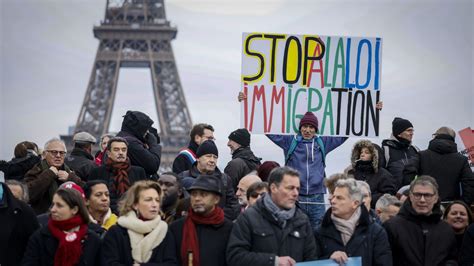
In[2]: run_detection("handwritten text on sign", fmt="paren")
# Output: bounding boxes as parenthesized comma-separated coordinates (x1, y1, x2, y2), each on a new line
(241, 33, 382, 136)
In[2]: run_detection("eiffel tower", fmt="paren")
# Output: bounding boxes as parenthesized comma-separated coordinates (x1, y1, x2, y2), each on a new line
(66, 0, 192, 171)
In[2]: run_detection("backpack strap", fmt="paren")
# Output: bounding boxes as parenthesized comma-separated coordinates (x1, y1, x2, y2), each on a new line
(179, 148, 197, 165)
(285, 135, 301, 164)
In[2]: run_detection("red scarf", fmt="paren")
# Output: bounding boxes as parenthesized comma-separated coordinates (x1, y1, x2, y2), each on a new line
(48, 215, 88, 266)
(181, 207, 224, 266)
(105, 157, 131, 194)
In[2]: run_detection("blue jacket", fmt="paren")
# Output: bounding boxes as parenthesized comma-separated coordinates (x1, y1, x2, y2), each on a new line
(267, 134, 347, 195)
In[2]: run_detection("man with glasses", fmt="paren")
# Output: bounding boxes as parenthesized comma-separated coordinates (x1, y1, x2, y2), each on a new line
(24, 138, 84, 214)
(379, 117, 419, 189)
(384, 175, 458, 266)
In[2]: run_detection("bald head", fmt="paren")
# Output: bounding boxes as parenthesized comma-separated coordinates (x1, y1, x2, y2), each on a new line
(236, 174, 262, 206)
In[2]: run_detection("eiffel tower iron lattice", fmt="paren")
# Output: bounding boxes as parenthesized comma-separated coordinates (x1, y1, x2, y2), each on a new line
(72, 0, 192, 171)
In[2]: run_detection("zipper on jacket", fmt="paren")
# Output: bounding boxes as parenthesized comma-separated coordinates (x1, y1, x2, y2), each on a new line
(306, 143, 310, 195)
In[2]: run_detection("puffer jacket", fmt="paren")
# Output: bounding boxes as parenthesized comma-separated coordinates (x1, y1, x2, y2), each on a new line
(116, 111, 161, 177)
(315, 205, 392, 266)
(346, 140, 397, 207)
(267, 134, 347, 195)
(224, 146, 261, 191)
(226, 194, 318, 265)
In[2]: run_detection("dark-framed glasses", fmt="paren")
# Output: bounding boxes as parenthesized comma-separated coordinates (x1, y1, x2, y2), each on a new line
(411, 192, 435, 200)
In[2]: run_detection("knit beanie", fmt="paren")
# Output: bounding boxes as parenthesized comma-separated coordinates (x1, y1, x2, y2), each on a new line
(228, 128, 251, 147)
(299, 112, 319, 131)
(392, 117, 413, 136)
(257, 161, 280, 182)
(196, 140, 219, 158)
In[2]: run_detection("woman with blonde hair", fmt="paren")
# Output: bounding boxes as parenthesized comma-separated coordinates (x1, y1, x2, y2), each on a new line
(102, 180, 177, 265)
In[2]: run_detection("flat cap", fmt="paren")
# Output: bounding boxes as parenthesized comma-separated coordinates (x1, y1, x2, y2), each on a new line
(73, 132, 97, 144)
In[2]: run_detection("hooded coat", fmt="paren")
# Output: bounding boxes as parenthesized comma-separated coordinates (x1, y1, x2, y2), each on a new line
(383, 199, 458, 266)
(346, 140, 397, 208)
(416, 136, 474, 204)
(116, 111, 161, 177)
(224, 146, 261, 191)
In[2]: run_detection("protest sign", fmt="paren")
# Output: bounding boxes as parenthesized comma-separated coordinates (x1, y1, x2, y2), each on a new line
(459, 127, 474, 169)
(241, 33, 382, 136)
(295, 257, 362, 266)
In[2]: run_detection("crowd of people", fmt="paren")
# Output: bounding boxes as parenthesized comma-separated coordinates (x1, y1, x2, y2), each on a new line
(1, 109, 474, 266)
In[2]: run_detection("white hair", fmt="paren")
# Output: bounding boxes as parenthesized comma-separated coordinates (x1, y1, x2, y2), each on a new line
(43, 138, 66, 152)
(375, 194, 401, 211)
(335, 178, 363, 202)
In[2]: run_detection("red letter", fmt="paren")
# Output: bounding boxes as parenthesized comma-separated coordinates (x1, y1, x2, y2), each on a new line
(267, 85, 286, 132)
(307, 43, 325, 88)
(249, 85, 267, 131)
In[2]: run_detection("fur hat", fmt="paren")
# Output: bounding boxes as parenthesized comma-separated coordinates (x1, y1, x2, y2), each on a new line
(350, 140, 379, 172)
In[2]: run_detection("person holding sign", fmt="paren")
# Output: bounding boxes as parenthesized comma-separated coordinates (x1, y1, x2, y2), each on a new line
(315, 178, 392, 265)
(266, 111, 347, 231)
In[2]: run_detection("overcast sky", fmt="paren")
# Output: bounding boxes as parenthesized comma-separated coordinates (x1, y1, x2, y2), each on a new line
(1, 0, 473, 179)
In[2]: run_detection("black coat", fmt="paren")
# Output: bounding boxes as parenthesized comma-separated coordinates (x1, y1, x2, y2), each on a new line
(21, 226, 101, 266)
(88, 164, 148, 213)
(224, 147, 261, 191)
(460, 223, 474, 266)
(416, 138, 474, 204)
(172, 141, 198, 175)
(169, 216, 233, 266)
(383, 199, 458, 266)
(101, 224, 178, 265)
(315, 205, 392, 266)
(0, 183, 39, 266)
(179, 165, 240, 221)
(0, 153, 40, 181)
(117, 112, 161, 177)
(226, 196, 318, 265)
(379, 138, 419, 189)
(65, 148, 97, 181)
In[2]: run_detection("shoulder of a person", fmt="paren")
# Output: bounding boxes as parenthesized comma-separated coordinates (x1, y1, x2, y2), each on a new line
(169, 217, 185, 230)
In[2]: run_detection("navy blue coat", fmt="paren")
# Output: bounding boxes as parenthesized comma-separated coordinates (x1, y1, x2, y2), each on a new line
(315, 205, 392, 266)
(101, 224, 177, 266)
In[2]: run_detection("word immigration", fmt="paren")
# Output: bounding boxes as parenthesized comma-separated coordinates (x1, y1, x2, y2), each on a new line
(240, 32, 383, 137)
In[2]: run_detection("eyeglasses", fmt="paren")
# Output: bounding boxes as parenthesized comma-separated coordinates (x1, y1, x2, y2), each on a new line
(47, 150, 66, 157)
(411, 192, 435, 201)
